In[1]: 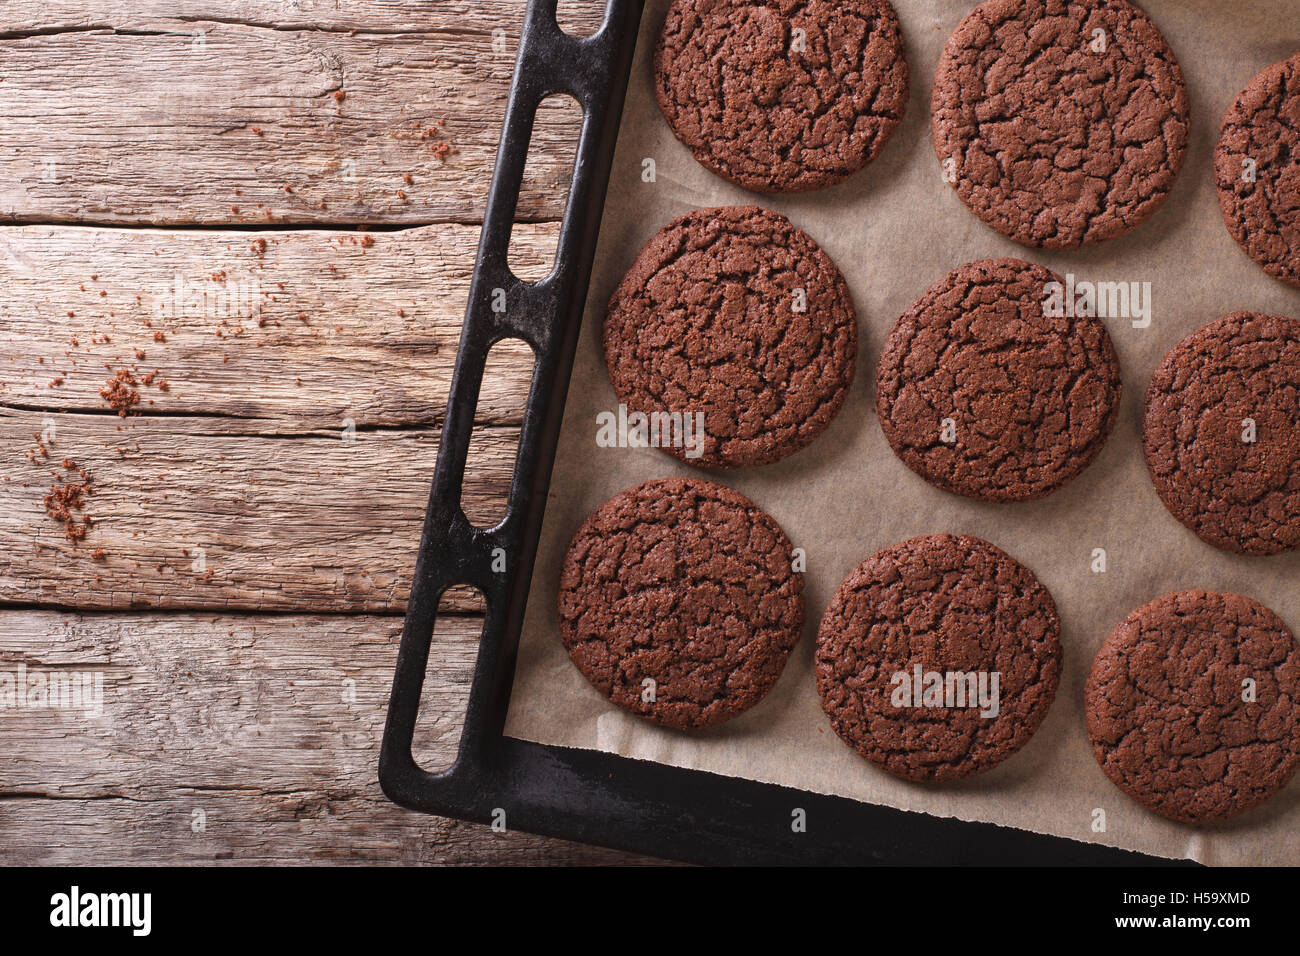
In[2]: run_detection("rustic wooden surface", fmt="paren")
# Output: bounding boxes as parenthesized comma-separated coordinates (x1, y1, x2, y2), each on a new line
(0, 4, 596, 224)
(0, 1, 656, 865)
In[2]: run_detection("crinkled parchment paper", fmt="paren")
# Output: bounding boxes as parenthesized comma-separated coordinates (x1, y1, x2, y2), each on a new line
(504, 0, 1300, 864)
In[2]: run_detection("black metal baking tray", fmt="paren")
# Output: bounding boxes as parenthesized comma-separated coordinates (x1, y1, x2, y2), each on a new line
(378, 0, 1176, 866)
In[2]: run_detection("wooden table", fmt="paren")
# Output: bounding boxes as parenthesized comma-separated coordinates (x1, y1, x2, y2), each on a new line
(0, 1, 655, 865)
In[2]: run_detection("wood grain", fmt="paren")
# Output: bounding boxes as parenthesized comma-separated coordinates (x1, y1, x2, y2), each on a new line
(0, 409, 518, 612)
(0, 223, 559, 613)
(0, 610, 659, 865)
(2, 1, 609, 35)
(0, 5, 597, 225)
(0, 223, 549, 428)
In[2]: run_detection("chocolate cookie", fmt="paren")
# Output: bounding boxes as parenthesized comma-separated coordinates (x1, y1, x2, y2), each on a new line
(1216, 54, 1300, 288)
(654, 0, 908, 193)
(557, 477, 804, 730)
(932, 0, 1189, 249)
(875, 258, 1122, 503)
(816, 534, 1062, 782)
(604, 206, 857, 469)
(1086, 590, 1300, 824)
(1143, 313, 1300, 556)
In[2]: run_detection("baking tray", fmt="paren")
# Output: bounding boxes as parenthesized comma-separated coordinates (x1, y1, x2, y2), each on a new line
(377, 0, 1172, 865)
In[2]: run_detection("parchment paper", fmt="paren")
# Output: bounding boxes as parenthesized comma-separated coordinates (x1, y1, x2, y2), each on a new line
(504, 0, 1300, 864)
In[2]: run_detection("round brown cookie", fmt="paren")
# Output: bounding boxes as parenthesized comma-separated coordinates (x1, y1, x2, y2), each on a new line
(1142, 313, 1300, 556)
(1216, 54, 1300, 288)
(557, 477, 804, 730)
(604, 206, 856, 469)
(1086, 590, 1300, 824)
(932, 0, 1189, 249)
(875, 257, 1122, 503)
(816, 534, 1062, 782)
(653, 0, 908, 193)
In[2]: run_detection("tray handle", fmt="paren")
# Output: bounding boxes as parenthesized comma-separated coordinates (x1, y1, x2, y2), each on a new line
(380, 0, 645, 815)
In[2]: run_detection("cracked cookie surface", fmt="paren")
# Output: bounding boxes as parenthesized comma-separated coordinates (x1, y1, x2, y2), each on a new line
(557, 477, 804, 730)
(1216, 54, 1300, 288)
(654, 0, 909, 193)
(1142, 312, 1300, 556)
(931, 0, 1189, 249)
(1086, 590, 1300, 824)
(604, 205, 857, 469)
(875, 257, 1122, 503)
(816, 534, 1062, 782)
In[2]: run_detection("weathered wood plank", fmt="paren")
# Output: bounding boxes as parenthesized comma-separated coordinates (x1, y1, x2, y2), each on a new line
(0, 1, 609, 35)
(0, 223, 546, 428)
(0, 409, 519, 611)
(0, 793, 659, 865)
(0, 610, 655, 865)
(0, 11, 592, 224)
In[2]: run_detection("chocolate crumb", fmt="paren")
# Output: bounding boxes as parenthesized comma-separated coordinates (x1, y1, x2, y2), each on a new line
(100, 368, 141, 417)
